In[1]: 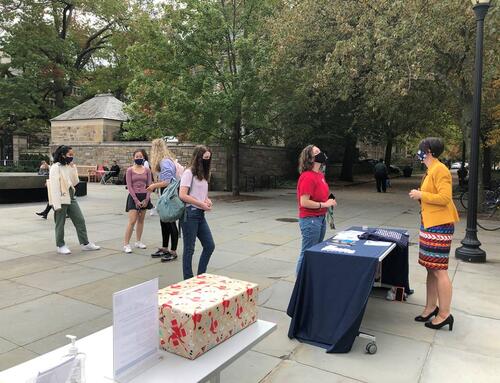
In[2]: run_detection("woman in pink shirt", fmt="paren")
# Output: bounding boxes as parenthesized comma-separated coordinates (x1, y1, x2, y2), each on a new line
(124, 150, 153, 253)
(179, 145, 215, 279)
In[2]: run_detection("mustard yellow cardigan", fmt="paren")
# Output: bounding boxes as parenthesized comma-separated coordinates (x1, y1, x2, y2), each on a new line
(420, 160, 459, 229)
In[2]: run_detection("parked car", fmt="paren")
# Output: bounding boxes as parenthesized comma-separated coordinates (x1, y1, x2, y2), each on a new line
(451, 162, 469, 169)
(389, 165, 401, 174)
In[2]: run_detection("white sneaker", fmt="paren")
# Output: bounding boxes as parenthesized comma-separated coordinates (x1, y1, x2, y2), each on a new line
(57, 245, 71, 255)
(150, 207, 158, 216)
(123, 244, 132, 253)
(81, 242, 101, 251)
(135, 241, 147, 249)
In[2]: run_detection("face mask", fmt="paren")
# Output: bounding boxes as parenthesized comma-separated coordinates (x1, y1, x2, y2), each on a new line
(65, 156, 73, 164)
(314, 152, 328, 164)
(416, 150, 427, 162)
(134, 158, 145, 166)
(202, 159, 211, 173)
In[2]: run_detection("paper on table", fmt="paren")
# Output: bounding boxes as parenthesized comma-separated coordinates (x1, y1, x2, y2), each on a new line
(113, 278, 159, 379)
(34, 356, 75, 383)
(322, 245, 356, 254)
(364, 240, 393, 247)
(333, 230, 365, 241)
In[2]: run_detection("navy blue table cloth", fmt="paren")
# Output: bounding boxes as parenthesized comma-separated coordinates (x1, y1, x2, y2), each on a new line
(287, 228, 409, 353)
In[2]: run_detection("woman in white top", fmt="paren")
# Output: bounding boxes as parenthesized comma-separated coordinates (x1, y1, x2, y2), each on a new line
(179, 145, 215, 279)
(48, 145, 100, 255)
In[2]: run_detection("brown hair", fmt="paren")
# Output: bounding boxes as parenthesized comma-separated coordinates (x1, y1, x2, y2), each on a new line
(298, 145, 315, 174)
(189, 145, 211, 181)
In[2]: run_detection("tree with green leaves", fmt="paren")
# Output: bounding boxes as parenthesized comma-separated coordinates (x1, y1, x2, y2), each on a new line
(0, 0, 132, 140)
(125, 0, 279, 195)
(265, 0, 446, 179)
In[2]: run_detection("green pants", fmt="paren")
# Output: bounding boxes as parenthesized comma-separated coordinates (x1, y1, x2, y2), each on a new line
(54, 190, 89, 247)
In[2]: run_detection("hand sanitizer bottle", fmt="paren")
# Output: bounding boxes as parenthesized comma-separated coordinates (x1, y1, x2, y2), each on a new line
(65, 334, 86, 383)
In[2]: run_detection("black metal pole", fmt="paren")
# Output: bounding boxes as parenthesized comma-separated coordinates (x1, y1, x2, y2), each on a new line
(456, 3, 489, 263)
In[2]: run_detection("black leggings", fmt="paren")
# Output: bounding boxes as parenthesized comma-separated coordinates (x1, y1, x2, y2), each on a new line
(161, 221, 178, 250)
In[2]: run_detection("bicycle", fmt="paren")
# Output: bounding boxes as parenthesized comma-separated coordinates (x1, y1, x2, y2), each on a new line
(460, 186, 500, 231)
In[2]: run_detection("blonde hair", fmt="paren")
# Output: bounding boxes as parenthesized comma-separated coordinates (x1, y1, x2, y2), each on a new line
(150, 138, 176, 174)
(298, 145, 315, 174)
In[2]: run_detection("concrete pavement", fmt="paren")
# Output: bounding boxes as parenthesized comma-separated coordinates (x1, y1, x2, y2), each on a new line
(0, 176, 498, 382)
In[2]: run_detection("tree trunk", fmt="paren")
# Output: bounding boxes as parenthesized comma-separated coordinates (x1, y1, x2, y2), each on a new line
(231, 116, 241, 196)
(384, 136, 393, 169)
(340, 134, 356, 182)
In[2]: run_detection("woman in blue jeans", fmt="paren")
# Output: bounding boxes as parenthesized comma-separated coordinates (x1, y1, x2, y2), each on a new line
(296, 145, 337, 274)
(179, 145, 215, 279)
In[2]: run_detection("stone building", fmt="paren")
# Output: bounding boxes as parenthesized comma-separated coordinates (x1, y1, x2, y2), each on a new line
(51, 93, 128, 145)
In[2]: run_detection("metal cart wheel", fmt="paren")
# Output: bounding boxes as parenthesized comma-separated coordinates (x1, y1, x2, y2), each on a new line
(366, 342, 377, 355)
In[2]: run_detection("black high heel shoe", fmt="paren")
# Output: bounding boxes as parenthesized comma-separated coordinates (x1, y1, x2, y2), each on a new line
(414, 306, 439, 322)
(425, 314, 454, 331)
(35, 212, 48, 219)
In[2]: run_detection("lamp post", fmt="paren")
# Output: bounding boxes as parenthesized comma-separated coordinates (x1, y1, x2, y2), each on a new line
(456, 0, 491, 263)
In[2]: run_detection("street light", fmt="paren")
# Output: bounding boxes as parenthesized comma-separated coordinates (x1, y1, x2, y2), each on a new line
(455, 0, 491, 263)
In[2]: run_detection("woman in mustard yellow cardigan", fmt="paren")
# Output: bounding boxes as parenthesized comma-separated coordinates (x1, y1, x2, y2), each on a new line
(409, 138, 459, 331)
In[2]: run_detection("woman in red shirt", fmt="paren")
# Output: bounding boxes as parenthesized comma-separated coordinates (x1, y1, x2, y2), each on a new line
(296, 145, 336, 274)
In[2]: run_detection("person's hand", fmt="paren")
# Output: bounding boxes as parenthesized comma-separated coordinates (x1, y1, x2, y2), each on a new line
(409, 189, 422, 200)
(135, 201, 142, 209)
(199, 202, 212, 211)
(146, 184, 156, 193)
(323, 199, 336, 208)
(141, 200, 148, 208)
(205, 198, 213, 208)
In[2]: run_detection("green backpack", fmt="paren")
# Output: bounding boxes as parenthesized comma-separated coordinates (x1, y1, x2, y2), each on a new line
(157, 178, 185, 222)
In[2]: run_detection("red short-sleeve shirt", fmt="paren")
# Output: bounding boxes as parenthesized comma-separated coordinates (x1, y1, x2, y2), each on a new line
(297, 170, 330, 218)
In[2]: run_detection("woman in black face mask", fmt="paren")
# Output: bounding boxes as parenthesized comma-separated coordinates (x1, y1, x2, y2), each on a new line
(48, 145, 100, 255)
(178, 145, 215, 279)
(123, 149, 153, 253)
(296, 145, 336, 274)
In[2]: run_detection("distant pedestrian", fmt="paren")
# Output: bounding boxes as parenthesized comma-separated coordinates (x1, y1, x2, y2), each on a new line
(146, 139, 179, 261)
(296, 145, 336, 274)
(36, 196, 52, 219)
(48, 145, 100, 254)
(36, 161, 52, 219)
(103, 160, 120, 183)
(179, 145, 215, 279)
(123, 150, 153, 253)
(38, 161, 49, 176)
(141, 149, 150, 169)
(374, 159, 388, 193)
(409, 137, 459, 331)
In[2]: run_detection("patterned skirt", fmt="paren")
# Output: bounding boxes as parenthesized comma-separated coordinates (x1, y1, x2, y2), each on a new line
(418, 223, 455, 270)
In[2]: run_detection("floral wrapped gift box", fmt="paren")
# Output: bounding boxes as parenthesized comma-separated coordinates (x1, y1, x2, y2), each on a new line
(158, 273, 259, 360)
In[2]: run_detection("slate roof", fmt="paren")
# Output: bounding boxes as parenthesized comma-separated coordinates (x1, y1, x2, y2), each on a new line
(51, 93, 128, 122)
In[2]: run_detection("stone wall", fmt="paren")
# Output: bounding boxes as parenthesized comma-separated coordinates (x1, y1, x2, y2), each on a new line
(51, 119, 121, 144)
(49, 142, 291, 191)
(12, 135, 28, 162)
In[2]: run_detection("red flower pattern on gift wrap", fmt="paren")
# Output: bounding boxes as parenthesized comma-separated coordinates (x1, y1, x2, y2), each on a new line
(236, 303, 243, 319)
(192, 312, 202, 330)
(222, 298, 230, 312)
(246, 287, 254, 298)
(190, 296, 202, 303)
(210, 317, 219, 334)
(216, 285, 227, 290)
(168, 319, 187, 348)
